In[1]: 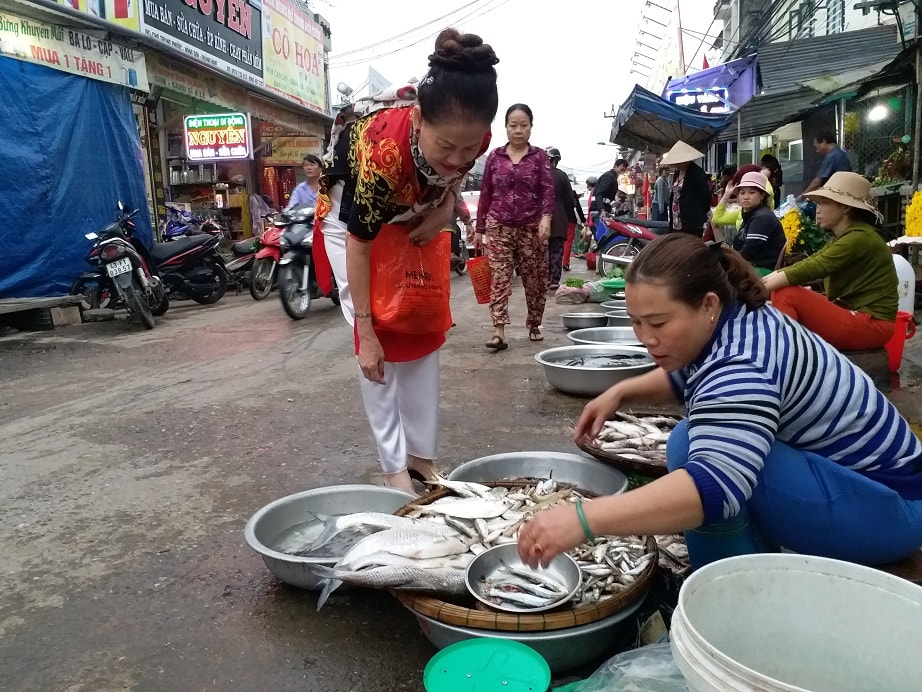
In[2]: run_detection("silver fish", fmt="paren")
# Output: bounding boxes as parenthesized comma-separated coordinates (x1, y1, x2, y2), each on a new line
(488, 588, 561, 609)
(412, 497, 510, 519)
(425, 477, 496, 499)
(307, 512, 457, 552)
(316, 564, 467, 610)
(498, 559, 568, 594)
(336, 529, 472, 570)
(346, 550, 474, 573)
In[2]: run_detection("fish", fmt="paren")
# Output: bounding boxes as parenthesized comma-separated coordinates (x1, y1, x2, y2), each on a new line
(346, 550, 474, 573)
(592, 412, 681, 463)
(315, 564, 468, 610)
(487, 588, 562, 609)
(498, 559, 569, 595)
(425, 477, 496, 499)
(304, 511, 458, 553)
(410, 497, 510, 519)
(336, 529, 472, 570)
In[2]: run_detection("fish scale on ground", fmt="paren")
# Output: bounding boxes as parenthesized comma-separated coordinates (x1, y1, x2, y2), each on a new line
(288, 477, 660, 611)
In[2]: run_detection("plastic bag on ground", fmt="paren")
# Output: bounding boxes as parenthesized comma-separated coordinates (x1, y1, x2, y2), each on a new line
(569, 643, 686, 692)
(555, 284, 590, 304)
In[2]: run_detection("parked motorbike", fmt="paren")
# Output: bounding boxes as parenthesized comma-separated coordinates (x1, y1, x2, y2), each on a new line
(225, 237, 257, 293)
(594, 215, 670, 277)
(277, 205, 339, 320)
(72, 203, 169, 330)
(448, 220, 469, 276)
(150, 231, 229, 305)
(161, 206, 198, 241)
(250, 221, 283, 300)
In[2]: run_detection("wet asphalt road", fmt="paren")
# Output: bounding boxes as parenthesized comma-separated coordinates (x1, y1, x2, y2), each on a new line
(0, 273, 603, 691)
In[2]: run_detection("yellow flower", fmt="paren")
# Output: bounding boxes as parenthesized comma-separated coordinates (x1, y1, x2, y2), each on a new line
(906, 192, 922, 237)
(781, 209, 803, 253)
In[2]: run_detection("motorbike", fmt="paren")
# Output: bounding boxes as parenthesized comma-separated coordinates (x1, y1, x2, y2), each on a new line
(225, 237, 257, 293)
(448, 219, 469, 276)
(72, 203, 169, 330)
(277, 205, 340, 320)
(594, 214, 671, 277)
(161, 206, 198, 241)
(149, 231, 229, 305)
(249, 220, 283, 300)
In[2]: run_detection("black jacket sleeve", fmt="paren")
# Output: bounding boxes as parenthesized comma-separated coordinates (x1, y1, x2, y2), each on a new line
(591, 170, 617, 212)
(679, 164, 712, 232)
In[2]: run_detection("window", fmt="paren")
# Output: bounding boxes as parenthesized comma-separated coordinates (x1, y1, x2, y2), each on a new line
(826, 0, 845, 34)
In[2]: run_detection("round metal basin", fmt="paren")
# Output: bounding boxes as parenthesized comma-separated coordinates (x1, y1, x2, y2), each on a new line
(448, 451, 628, 496)
(244, 484, 415, 590)
(606, 310, 632, 327)
(407, 596, 643, 674)
(535, 345, 655, 396)
(561, 312, 609, 330)
(600, 300, 626, 310)
(567, 327, 642, 346)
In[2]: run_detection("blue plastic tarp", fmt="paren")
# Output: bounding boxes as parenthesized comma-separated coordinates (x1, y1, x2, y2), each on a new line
(609, 84, 731, 154)
(0, 57, 152, 298)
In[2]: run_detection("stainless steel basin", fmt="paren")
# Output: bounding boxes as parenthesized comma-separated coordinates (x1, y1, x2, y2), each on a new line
(244, 484, 415, 590)
(535, 345, 655, 396)
(561, 312, 609, 330)
(606, 310, 632, 327)
(567, 326, 642, 346)
(448, 451, 628, 496)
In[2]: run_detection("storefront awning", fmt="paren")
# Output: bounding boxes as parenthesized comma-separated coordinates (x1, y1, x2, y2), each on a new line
(717, 24, 902, 141)
(609, 84, 731, 153)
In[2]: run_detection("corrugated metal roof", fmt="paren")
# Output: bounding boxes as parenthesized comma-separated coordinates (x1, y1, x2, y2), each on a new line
(718, 24, 903, 141)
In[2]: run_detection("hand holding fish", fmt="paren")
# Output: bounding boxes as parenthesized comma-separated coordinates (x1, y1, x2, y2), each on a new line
(573, 389, 622, 443)
(517, 504, 586, 569)
(573, 369, 680, 442)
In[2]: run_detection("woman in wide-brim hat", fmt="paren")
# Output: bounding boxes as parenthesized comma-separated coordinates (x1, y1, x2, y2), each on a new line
(762, 171, 898, 350)
(662, 140, 711, 237)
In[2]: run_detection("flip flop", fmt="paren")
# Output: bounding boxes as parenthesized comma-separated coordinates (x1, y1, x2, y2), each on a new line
(529, 329, 544, 342)
(485, 336, 508, 351)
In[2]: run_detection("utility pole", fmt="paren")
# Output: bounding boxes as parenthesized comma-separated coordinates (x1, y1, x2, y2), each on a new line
(676, 0, 686, 74)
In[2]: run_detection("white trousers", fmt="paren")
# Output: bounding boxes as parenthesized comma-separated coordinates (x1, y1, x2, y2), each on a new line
(358, 350, 440, 473)
(321, 182, 354, 325)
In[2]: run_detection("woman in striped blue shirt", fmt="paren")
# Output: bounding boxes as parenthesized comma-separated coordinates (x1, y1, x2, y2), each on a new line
(518, 233, 922, 571)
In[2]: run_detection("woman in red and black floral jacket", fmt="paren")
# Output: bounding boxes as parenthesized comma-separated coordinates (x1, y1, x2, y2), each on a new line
(475, 104, 555, 350)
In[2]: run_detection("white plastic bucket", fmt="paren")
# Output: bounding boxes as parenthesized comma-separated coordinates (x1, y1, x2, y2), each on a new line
(671, 553, 922, 691)
(893, 254, 916, 314)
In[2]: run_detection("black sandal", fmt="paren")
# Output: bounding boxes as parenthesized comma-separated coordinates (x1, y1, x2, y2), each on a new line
(485, 335, 508, 351)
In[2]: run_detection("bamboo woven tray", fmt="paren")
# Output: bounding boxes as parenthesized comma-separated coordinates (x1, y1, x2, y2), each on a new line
(390, 481, 657, 632)
(575, 409, 682, 479)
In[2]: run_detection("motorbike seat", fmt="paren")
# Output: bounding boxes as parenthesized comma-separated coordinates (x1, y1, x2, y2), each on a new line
(232, 238, 257, 257)
(150, 234, 212, 263)
(619, 217, 671, 231)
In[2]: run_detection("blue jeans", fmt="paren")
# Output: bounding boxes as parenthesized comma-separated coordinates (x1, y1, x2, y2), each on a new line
(667, 420, 922, 569)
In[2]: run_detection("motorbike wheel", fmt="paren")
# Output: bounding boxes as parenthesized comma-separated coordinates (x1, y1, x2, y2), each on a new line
(598, 241, 640, 277)
(453, 241, 469, 276)
(123, 282, 156, 330)
(70, 279, 101, 311)
(152, 294, 170, 316)
(249, 258, 276, 300)
(190, 265, 229, 305)
(278, 264, 312, 320)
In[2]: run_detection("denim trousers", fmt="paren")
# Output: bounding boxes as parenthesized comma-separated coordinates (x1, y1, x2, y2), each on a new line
(667, 420, 922, 569)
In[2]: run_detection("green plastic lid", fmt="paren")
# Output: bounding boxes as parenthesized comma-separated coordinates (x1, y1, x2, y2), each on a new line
(423, 639, 551, 692)
(599, 277, 626, 289)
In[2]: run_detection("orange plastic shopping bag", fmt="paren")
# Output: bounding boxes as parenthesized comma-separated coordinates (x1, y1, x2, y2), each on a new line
(370, 224, 452, 334)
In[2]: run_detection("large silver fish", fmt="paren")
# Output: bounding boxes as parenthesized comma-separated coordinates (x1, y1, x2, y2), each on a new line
(336, 529, 472, 570)
(306, 512, 458, 553)
(411, 497, 509, 520)
(315, 563, 468, 610)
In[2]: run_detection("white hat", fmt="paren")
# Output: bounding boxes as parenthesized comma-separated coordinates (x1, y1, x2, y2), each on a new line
(661, 140, 705, 166)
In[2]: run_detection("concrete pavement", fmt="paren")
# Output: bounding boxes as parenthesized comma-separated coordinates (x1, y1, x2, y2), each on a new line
(2, 267, 921, 691)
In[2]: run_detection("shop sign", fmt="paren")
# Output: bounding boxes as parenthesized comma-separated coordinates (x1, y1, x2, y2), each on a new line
(666, 86, 731, 114)
(184, 112, 251, 160)
(262, 0, 326, 114)
(261, 135, 322, 165)
(56, 0, 141, 32)
(0, 11, 148, 90)
(140, 0, 263, 85)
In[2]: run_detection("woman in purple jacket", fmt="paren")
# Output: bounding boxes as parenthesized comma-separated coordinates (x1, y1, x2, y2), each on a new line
(475, 103, 555, 349)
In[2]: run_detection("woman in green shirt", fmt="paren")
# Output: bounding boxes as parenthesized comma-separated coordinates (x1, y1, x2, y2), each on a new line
(762, 172, 897, 350)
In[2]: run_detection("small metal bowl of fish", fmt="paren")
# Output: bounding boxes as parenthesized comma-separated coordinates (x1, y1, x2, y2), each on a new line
(466, 544, 581, 613)
(566, 326, 642, 347)
(560, 312, 609, 330)
(535, 345, 655, 396)
(244, 484, 416, 590)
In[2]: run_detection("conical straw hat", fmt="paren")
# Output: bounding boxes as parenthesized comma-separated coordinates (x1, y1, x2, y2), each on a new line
(661, 140, 705, 166)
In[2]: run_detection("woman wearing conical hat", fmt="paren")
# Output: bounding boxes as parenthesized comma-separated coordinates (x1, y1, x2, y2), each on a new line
(762, 172, 897, 351)
(661, 141, 712, 237)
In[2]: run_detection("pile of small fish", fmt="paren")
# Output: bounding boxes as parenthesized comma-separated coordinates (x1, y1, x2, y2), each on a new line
(655, 534, 690, 576)
(562, 354, 650, 368)
(277, 477, 658, 612)
(479, 560, 572, 612)
(591, 411, 681, 463)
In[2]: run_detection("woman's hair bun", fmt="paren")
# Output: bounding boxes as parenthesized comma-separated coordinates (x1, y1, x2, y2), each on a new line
(429, 28, 499, 73)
